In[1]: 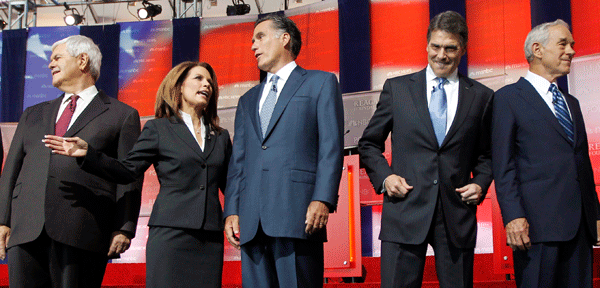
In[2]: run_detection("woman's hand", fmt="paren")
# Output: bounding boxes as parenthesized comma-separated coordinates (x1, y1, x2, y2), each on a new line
(43, 135, 89, 157)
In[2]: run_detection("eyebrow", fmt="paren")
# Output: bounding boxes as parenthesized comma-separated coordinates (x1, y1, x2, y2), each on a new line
(430, 43, 459, 49)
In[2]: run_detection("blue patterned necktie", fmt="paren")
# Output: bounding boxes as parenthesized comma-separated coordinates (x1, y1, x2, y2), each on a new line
(260, 75, 280, 137)
(429, 77, 448, 146)
(550, 83, 574, 144)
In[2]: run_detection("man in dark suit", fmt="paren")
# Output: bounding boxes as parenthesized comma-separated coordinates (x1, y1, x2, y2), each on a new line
(0, 35, 142, 287)
(358, 11, 493, 288)
(223, 14, 344, 287)
(492, 20, 600, 288)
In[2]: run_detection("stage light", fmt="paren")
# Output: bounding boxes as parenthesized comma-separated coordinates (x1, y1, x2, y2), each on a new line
(227, 0, 250, 16)
(64, 8, 84, 26)
(0, 19, 6, 30)
(138, 1, 162, 20)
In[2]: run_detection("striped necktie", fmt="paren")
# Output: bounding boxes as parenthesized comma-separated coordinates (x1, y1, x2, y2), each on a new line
(550, 84, 574, 144)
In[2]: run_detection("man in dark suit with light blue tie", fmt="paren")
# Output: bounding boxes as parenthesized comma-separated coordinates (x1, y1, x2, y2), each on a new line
(358, 11, 494, 288)
(492, 20, 600, 288)
(223, 14, 344, 287)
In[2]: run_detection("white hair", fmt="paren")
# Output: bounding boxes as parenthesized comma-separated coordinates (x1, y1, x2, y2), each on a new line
(524, 19, 570, 63)
(52, 35, 102, 80)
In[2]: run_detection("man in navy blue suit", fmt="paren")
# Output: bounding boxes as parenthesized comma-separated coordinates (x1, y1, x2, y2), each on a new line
(492, 19, 600, 288)
(223, 14, 344, 287)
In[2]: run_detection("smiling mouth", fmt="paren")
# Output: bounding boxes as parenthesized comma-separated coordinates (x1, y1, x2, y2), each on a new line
(198, 91, 210, 97)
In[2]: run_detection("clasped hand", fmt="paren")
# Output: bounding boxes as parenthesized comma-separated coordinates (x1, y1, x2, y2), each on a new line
(43, 135, 89, 157)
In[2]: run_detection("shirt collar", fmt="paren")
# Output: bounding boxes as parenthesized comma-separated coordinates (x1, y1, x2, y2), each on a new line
(63, 85, 98, 104)
(266, 61, 297, 84)
(179, 110, 205, 128)
(426, 65, 459, 85)
(525, 70, 557, 96)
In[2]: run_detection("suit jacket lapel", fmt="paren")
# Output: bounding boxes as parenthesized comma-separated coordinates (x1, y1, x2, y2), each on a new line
(408, 70, 438, 147)
(47, 95, 64, 135)
(443, 74, 475, 145)
(63, 91, 109, 137)
(249, 82, 264, 141)
(201, 124, 217, 159)
(169, 117, 206, 160)
(262, 66, 307, 142)
(516, 78, 571, 143)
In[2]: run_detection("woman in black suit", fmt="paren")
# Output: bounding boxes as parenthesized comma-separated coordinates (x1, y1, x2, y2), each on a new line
(44, 61, 231, 288)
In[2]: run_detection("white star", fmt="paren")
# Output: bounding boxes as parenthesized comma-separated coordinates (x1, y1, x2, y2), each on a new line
(120, 26, 144, 58)
(26, 33, 53, 61)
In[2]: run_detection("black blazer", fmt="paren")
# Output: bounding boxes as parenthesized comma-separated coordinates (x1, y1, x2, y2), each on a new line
(358, 69, 494, 248)
(0, 91, 142, 254)
(82, 116, 232, 231)
(492, 78, 600, 243)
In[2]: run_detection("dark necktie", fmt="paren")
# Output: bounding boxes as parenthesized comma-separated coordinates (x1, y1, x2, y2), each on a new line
(260, 75, 280, 137)
(55, 95, 79, 136)
(429, 78, 448, 146)
(550, 84, 574, 144)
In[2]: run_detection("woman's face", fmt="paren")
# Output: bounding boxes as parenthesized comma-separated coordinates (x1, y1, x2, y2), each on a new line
(180, 66, 213, 112)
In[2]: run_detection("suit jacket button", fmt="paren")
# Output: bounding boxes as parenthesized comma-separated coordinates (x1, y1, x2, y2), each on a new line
(262, 146, 267, 150)
(433, 180, 438, 185)
(201, 164, 206, 169)
(200, 185, 205, 190)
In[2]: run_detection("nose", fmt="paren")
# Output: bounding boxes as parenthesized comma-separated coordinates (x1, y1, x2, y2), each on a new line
(48, 59, 55, 69)
(566, 43, 575, 57)
(436, 48, 447, 59)
(251, 41, 258, 52)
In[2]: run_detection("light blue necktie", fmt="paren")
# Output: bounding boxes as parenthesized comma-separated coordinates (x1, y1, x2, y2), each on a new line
(260, 75, 280, 137)
(550, 83, 574, 144)
(430, 77, 448, 146)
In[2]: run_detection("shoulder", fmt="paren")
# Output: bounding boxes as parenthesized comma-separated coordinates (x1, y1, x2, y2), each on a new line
(462, 76, 494, 98)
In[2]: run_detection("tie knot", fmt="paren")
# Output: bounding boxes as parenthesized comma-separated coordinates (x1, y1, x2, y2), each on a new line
(436, 77, 448, 88)
(270, 75, 279, 92)
(549, 84, 562, 101)
(68, 95, 79, 112)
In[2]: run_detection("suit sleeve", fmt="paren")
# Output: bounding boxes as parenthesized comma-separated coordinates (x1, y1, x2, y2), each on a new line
(112, 109, 143, 236)
(80, 119, 158, 184)
(223, 100, 247, 219)
(311, 73, 344, 211)
(219, 129, 233, 194)
(358, 79, 394, 193)
(0, 109, 31, 226)
(470, 90, 494, 196)
(492, 91, 526, 225)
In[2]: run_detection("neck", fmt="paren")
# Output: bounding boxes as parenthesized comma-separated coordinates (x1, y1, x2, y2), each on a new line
(266, 57, 294, 74)
(60, 76, 95, 95)
(529, 65, 561, 83)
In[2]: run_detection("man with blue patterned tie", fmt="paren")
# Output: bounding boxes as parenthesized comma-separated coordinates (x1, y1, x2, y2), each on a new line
(223, 14, 344, 287)
(492, 20, 600, 288)
(358, 11, 494, 288)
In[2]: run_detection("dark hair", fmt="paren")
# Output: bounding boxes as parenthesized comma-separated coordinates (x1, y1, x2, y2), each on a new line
(154, 61, 222, 131)
(255, 14, 302, 58)
(427, 11, 468, 47)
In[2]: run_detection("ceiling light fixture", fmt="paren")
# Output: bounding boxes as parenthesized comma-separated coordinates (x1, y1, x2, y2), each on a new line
(137, 0, 162, 20)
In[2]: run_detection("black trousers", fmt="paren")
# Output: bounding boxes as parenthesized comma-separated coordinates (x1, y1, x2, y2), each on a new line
(513, 218, 593, 288)
(7, 228, 108, 288)
(381, 198, 475, 288)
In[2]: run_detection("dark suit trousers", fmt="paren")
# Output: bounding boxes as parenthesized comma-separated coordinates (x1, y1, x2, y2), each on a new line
(7, 228, 108, 288)
(241, 224, 324, 288)
(381, 197, 474, 288)
(513, 217, 592, 288)
(146, 226, 224, 288)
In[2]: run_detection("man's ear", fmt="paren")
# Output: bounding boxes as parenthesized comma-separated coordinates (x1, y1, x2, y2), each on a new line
(281, 32, 291, 49)
(78, 53, 90, 72)
(531, 42, 544, 59)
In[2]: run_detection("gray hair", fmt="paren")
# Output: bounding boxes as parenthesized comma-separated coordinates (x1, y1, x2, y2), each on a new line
(52, 35, 102, 81)
(524, 19, 570, 62)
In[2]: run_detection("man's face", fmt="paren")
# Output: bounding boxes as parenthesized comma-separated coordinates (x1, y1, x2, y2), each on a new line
(251, 20, 288, 73)
(426, 30, 466, 78)
(48, 43, 82, 90)
(538, 25, 575, 79)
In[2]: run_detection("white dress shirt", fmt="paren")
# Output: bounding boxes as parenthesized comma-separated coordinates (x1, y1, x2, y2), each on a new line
(180, 110, 206, 151)
(258, 61, 298, 113)
(524, 70, 571, 117)
(426, 65, 459, 134)
(56, 85, 98, 130)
